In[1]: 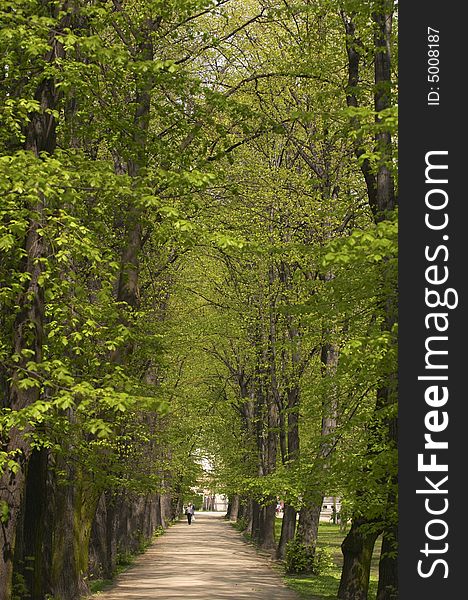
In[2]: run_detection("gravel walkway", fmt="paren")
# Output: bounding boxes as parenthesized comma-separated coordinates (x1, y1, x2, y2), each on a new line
(92, 511, 299, 599)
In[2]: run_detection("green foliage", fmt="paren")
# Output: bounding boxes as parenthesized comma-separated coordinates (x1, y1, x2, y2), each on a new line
(0, 500, 9, 524)
(186, 494, 204, 511)
(286, 540, 315, 574)
(285, 541, 334, 576)
(1, 0, 397, 595)
(312, 548, 335, 576)
(322, 217, 398, 268)
(284, 523, 382, 599)
(11, 571, 30, 600)
(232, 517, 249, 532)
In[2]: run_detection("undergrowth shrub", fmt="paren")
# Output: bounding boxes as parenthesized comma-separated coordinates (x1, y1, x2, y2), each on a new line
(285, 540, 334, 575)
(232, 516, 248, 531)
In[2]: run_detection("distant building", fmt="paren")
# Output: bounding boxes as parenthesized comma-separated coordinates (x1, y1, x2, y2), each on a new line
(192, 455, 229, 512)
(274, 496, 342, 522)
(202, 493, 228, 512)
(320, 496, 341, 522)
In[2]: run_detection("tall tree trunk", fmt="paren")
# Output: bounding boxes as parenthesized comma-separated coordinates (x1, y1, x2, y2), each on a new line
(297, 502, 322, 547)
(373, 5, 398, 597)
(260, 503, 277, 550)
(227, 495, 240, 521)
(12, 449, 49, 600)
(94, 19, 160, 580)
(275, 260, 303, 559)
(251, 500, 263, 542)
(373, 1, 396, 219)
(259, 375, 278, 550)
(377, 522, 398, 600)
(0, 5, 68, 592)
(0, 187, 46, 600)
(277, 504, 297, 559)
(48, 462, 99, 600)
(277, 387, 300, 559)
(338, 518, 381, 600)
(339, 4, 397, 598)
(295, 340, 339, 555)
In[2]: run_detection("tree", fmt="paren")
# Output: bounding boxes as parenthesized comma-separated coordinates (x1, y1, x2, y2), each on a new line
(1, 1, 398, 598)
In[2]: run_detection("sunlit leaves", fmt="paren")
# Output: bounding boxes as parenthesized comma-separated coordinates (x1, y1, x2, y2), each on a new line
(322, 217, 397, 267)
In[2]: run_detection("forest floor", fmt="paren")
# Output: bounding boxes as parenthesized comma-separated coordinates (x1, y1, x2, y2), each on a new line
(89, 511, 300, 600)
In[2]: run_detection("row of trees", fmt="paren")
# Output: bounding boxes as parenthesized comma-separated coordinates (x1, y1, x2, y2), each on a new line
(159, 1, 398, 598)
(0, 1, 397, 599)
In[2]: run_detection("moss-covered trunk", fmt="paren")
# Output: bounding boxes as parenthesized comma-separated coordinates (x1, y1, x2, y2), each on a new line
(338, 519, 380, 600)
(48, 464, 99, 600)
(297, 501, 322, 548)
(376, 523, 398, 600)
(12, 449, 49, 600)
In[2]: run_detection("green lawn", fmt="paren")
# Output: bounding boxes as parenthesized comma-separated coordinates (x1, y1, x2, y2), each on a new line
(274, 520, 381, 600)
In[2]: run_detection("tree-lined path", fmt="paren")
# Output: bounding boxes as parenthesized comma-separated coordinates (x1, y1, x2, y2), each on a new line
(1, 1, 398, 598)
(93, 513, 299, 600)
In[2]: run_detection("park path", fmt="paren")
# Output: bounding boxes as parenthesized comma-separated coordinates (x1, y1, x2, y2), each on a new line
(92, 512, 300, 600)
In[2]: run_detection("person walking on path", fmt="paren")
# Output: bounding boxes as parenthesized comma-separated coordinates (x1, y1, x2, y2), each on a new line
(92, 511, 301, 599)
(185, 502, 195, 525)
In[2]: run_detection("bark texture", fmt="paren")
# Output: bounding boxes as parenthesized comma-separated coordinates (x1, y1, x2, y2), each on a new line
(338, 519, 381, 600)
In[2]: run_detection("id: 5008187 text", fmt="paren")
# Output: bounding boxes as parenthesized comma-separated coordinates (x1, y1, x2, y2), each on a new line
(427, 27, 440, 106)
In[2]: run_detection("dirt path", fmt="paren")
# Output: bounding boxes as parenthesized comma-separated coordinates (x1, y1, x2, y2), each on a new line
(92, 512, 300, 599)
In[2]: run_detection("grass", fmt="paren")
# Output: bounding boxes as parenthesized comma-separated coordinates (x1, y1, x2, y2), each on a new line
(275, 520, 381, 600)
(88, 579, 114, 594)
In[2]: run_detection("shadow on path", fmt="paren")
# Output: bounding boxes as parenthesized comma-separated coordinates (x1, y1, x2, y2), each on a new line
(92, 512, 299, 599)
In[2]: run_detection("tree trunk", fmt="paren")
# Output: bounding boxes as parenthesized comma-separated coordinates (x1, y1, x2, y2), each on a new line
(373, 1, 396, 219)
(251, 500, 263, 542)
(159, 494, 173, 528)
(295, 341, 338, 553)
(338, 519, 380, 600)
(228, 495, 240, 521)
(277, 504, 297, 559)
(339, 4, 397, 597)
(12, 449, 49, 600)
(259, 503, 277, 550)
(86, 19, 160, 589)
(277, 386, 300, 559)
(237, 499, 245, 521)
(376, 523, 398, 600)
(0, 439, 29, 598)
(49, 465, 99, 600)
(104, 492, 118, 578)
(373, 6, 398, 594)
(88, 491, 118, 581)
(0, 6, 69, 588)
(0, 198, 46, 596)
(297, 502, 322, 548)
(238, 498, 253, 532)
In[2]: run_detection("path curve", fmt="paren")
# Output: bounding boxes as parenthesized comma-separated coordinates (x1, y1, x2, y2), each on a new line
(92, 512, 299, 599)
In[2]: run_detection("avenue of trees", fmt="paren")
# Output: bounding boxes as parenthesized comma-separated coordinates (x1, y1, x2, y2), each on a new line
(0, 1, 397, 599)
